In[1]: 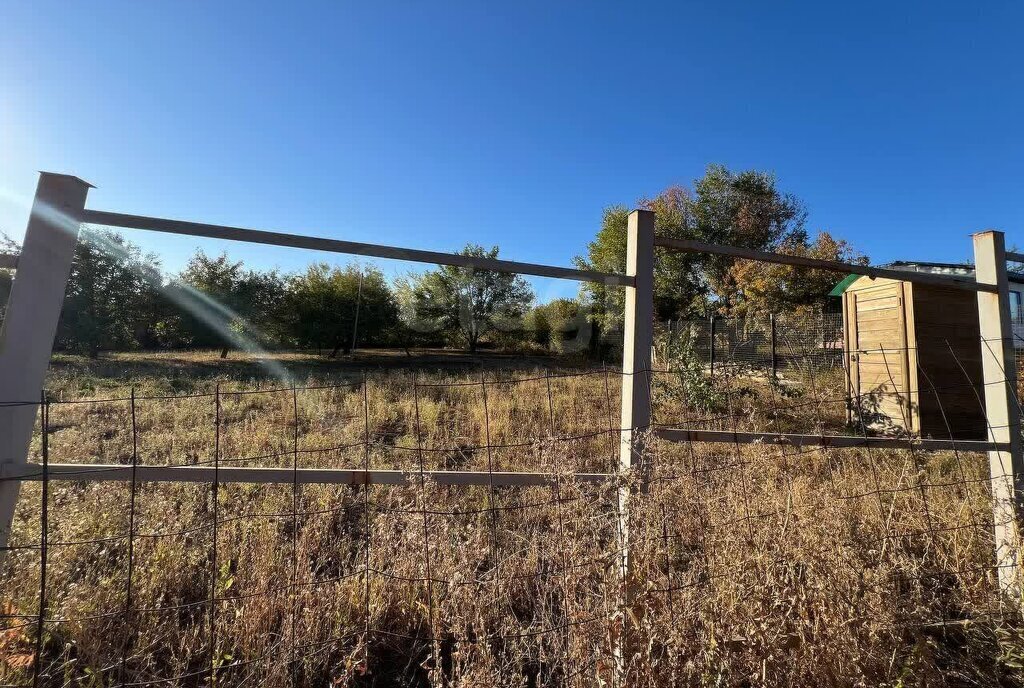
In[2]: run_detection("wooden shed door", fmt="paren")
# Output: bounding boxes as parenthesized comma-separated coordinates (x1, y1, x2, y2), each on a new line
(848, 284, 911, 431)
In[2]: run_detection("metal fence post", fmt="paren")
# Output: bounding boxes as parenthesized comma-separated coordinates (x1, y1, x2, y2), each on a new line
(0, 173, 90, 554)
(770, 313, 778, 381)
(973, 229, 1024, 602)
(617, 208, 655, 680)
(708, 315, 716, 378)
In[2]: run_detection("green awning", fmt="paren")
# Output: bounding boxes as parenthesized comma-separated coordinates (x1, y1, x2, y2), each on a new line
(829, 274, 860, 297)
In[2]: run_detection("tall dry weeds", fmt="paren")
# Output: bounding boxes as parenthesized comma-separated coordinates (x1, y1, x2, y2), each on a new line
(1, 351, 1022, 686)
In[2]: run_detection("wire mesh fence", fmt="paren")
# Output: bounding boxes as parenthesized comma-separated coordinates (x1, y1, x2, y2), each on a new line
(657, 312, 845, 376)
(6, 172, 1024, 686)
(2, 334, 1022, 686)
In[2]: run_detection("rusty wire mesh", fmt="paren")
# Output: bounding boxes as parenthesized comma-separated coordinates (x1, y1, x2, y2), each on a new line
(2, 336, 1023, 686)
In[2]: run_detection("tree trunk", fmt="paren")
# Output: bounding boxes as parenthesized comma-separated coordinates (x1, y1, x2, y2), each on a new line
(328, 343, 352, 358)
(400, 328, 413, 357)
(220, 346, 229, 359)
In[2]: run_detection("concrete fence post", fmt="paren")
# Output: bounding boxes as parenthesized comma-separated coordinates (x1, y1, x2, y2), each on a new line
(973, 229, 1024, 603)
(0, 173, 90, 554)
(616, 208, 655, 680)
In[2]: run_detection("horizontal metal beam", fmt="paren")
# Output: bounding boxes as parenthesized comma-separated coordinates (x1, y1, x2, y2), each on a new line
(655, 427, 1006, 452)
(1006, 251, 1024, 264)
(1, 462, 612, 487)
(81, 209, 633, 287)
(0, 253, 16, 270)
(653, 237, 994, 293)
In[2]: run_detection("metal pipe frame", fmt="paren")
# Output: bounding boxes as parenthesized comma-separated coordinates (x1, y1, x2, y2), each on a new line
(4, 427, 1001, 489)
(1, 463, 612, 487)
(81, 209, 633, 287)
(653, 236, 995, 293)
(655, 427, 1007, 453)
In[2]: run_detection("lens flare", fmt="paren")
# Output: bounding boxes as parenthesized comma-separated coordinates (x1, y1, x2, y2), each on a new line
(10, 194, 293, 383)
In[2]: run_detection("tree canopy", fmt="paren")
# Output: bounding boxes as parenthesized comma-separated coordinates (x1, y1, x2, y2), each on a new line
(727, 232, 867, 318)
(575, 185, 705, 331)
(171, 252, 290, 357)
(287, 263, 397, 356)
(56, 229, 163, 356)
(523, 297, 590, 353)
(404, 244, 534, 352)
(0, 163, 865, 359)
(575, 164, 850, 330)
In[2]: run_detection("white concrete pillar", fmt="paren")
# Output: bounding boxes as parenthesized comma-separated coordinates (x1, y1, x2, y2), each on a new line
(973, 229, 1023, 602)
(0, 172, 91, 552)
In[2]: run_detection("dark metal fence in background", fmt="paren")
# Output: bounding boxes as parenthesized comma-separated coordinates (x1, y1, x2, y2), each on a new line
(658, 312, 844, 375)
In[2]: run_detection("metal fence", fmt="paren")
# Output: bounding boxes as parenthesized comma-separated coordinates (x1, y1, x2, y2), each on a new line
(2, 174, 1023, 686)
(658, 312, 844, 375)
(1, 361, 1016, 686)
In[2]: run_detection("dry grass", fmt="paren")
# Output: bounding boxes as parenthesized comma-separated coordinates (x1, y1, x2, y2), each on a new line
(2, 350, 1023, 687)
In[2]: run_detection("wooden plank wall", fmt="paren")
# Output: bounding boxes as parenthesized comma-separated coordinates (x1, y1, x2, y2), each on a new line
(843, 276, 988, 440)
(912, 284, 987, 439)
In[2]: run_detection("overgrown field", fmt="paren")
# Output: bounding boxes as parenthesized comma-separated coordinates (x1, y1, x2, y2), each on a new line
(2, 351, 1022, 687)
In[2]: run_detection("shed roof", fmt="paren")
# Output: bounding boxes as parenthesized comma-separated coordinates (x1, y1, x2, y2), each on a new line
(828, 274, 860, 296)
(830, 260, 1024, 296)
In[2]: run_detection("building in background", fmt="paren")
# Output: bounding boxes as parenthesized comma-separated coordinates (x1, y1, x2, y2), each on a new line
(889, 261, 1024, 345)
(832, 261, 1024, 349)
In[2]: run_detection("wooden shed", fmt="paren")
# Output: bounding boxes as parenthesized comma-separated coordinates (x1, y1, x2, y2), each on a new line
(840, 276, 986, 440)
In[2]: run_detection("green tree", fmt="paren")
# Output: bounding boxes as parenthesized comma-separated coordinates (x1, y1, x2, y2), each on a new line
(524, 297, 590, 353)
(692, 164, 807, 313)
(235, 269, 290, 347)
(175, 252, 289, 357)
(0, 233, 17, 328)
(56, 229, 162, 357)
(154, 264, 287, 353)
(393, 273, 446, 353)
(728, 231, 867, 317)
(576, 165, 810, 330)
(575, 186, 703, 333)
(287, 263, 397, 356)
(407, 244, 533, 352)
(523, 304, 553, 348)
(177, 252, 247, 357)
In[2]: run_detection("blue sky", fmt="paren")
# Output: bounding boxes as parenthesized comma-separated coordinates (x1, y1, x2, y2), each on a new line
(2, 1, 1022, 303)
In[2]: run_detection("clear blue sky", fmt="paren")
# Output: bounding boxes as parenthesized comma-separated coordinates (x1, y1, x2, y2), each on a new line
(2, 1, 1022, 303)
